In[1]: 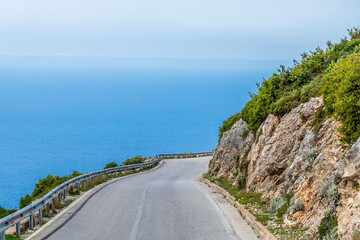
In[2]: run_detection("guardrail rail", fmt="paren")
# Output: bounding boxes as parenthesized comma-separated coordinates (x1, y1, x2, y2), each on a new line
(0, 152, 212, 240)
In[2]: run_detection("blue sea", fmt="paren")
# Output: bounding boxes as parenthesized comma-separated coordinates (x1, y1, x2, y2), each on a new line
(0, 58, 288, 209)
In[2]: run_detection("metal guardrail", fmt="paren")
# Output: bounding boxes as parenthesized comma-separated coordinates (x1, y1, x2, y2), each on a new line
(0, 152, 212, 239)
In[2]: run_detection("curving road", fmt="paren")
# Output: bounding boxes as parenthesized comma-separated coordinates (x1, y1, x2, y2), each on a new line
(32, 157, 255, 240)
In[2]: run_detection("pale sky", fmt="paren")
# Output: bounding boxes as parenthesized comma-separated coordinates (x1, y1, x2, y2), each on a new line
(0, 0, 360, 62)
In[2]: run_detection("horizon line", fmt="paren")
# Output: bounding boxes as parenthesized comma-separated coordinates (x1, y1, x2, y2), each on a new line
(0, 52, 290, 61)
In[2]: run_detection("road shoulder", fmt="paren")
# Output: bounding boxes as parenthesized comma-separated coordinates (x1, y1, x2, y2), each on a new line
(197, 178, 260, 240)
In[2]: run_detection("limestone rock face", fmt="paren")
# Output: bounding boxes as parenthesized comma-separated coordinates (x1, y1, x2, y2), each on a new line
(334, 138, 360, 239)
(210, 119, 254, 180)
(209, 97, 360, 238)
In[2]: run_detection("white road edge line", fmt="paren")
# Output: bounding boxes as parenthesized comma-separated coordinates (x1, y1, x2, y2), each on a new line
(192, 179, 241, 240)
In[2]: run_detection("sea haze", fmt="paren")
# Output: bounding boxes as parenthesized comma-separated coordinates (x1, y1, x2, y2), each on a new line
(0, 59, 287, 209)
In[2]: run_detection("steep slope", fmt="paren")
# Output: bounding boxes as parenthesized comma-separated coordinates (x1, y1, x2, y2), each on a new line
(209, 28, 360, 239)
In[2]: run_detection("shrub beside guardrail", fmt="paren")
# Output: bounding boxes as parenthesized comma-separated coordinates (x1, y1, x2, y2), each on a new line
(0, 152, 212, 240)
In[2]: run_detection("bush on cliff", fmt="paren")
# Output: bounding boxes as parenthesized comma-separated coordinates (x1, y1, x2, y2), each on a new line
(0, 205, 16, 219)
(219, 27, 360, 144)
(104, 161, 118, 169)
(121, 156, 143, 166)
(18, 171, 82, 209)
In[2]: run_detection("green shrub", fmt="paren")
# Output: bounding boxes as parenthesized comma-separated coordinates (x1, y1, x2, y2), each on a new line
(104, 161, 118, 169)
(31, 175, 65, 199)
(237, 161, 249, 189)
(122, 156, 144, 166)
(249, 185, 255, 192)
(311, 108, 326, 133)
(241, 129, 250, 139)
(19, 194, 32, 209)
(289, 197, 304, 214)
(323, 52, 360, 144)
(268, 196, 286, 213)
(304, 147, 318, 171)
(18, 170, 82, 208)
(318, 182, 339, 207)
(318, 210, 338, 239)
(266, 183, 274, 192)
(68, 186, 80, 195)
(219, 113, 241, 141)
(255, 128, 263, 144)
(0, 206, 16, 219)
(5, 234, 22, 240)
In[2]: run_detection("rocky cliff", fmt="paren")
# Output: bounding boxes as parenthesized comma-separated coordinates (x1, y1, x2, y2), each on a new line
(209, 97, 360, 239)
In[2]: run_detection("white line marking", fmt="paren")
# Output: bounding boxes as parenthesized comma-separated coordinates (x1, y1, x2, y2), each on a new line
(193, 180, 240, 240)
(128, 188, 147, 240)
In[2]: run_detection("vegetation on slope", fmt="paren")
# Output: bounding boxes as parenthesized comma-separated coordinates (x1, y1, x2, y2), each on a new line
(121, 155, 144, 165)
(219, 27, 360, 144)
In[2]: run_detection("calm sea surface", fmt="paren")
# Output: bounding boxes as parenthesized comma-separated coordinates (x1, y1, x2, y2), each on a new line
(0, 64, 281, 209)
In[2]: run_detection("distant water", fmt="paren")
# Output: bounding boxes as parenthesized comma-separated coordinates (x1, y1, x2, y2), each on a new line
(0, 64, 281, 209)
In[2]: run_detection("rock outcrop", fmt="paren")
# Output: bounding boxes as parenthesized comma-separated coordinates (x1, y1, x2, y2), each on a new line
(209, 97, 360, 239)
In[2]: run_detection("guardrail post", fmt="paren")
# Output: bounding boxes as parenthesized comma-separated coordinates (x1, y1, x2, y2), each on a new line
(52, 198, 56, 208)
(82, 180, 85, 189)
(47, 203, 50, 212)
(0, 231, 5, 240)
(39, 208, 43, 224)
(16, 222, 21, 237)
(76, 183, 79, 192)
(114, 171, 117, 177)
(29, 214, 34, 230)
(63, 189, 66, 199)
(58, 193, 61, 204)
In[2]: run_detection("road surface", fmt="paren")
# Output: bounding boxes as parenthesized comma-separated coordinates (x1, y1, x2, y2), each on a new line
(32, 157, 257, 240)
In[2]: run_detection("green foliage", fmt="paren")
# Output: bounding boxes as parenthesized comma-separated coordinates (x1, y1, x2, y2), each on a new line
(352, 181, 359, 191)
(121, 156, 144, 165)
(18, 170, 82, 209)
(255, 128, 263, 144)
(268, 194, 293, 217)
(0, 205, 16, 219)
(68, 186, 80, 195)
(318, 210, 338, 239)
(304, 147, 318, 171)
(5, 235, 22, 240)
(104, 161, 118, 169)
(31, 175, 65, 199)
(289, 197, 304, 214)
(241, 129, 250, 139)
(323, 52, 360, 144)
(266, 182, 274, 192)
(318, 182, 339, 208)
(268, 196, 286, 213)
(218, 29, 360, 144)
(19, 194, 32, 209)
(237, 161, 249, 189)
(348, 27, 360, 40)
(218, 113, 241, 140)
(311, 108, 326, 133)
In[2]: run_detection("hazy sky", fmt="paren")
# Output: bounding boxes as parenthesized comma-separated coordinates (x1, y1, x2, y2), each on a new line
(0, 0, 360, 62)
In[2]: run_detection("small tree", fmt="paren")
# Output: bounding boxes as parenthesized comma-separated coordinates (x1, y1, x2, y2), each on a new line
(104, 161, 118, 169)
(20, 194, 32, 209)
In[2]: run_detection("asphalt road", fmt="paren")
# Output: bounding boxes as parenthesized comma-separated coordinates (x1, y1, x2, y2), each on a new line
(33, 157, 251, 240)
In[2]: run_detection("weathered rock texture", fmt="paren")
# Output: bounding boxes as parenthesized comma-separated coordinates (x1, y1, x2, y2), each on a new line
(210, 97, 360, 239)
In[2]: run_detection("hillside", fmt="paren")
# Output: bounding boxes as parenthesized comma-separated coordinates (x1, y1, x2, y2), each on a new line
(209, 28, 360, 239)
